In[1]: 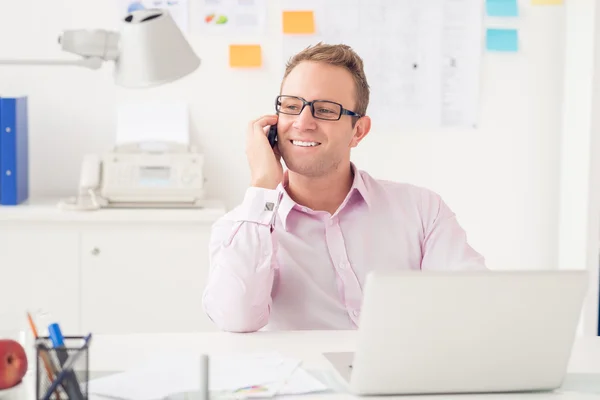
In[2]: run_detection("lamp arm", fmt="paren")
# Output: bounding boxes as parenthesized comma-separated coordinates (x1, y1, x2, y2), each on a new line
(0, 57, 103, 69)
(59, 30, 120, 62)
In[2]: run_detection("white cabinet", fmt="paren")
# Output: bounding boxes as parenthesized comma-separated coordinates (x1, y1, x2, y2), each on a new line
(0, 198, 226, 335)
(0, 227, 79, 333)
(80, 226, 213, 334)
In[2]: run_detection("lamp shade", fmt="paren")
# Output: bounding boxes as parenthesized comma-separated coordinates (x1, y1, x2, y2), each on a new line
(114, 9, 200, 88)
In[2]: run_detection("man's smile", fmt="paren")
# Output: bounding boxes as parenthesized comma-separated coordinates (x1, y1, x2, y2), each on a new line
(290, 140, 321, 147)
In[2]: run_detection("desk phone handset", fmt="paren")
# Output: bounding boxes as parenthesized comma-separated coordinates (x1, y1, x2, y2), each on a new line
(268, 125, 278, 148)
(58, 154, 106, 211)
(79, 154, 102, 193)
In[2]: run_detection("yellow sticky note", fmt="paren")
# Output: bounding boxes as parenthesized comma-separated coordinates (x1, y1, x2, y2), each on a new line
(531, 0, 562, 4)
(229, 44, 262, 68)
(282, 11, 315, 34)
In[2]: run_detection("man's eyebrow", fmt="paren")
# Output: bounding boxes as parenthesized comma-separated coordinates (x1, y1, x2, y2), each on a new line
(281, 94, 351, 105)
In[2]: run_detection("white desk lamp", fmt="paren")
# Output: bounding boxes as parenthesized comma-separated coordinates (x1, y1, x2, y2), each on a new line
(0, 8, 200, 87)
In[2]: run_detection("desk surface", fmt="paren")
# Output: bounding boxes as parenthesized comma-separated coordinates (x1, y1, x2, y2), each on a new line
(85, 330, 600, 399)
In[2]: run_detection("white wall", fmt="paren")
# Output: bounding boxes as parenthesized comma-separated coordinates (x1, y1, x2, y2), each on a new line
(0, 0, 583, 275)
(558, 0, 600, 336)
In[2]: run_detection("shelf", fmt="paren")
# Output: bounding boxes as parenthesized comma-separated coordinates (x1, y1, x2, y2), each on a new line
(0, 197, 227, 224)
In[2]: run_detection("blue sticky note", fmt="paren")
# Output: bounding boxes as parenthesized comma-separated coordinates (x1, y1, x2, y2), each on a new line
(486, 0, 518, 16)
(486, 28, 518, 52)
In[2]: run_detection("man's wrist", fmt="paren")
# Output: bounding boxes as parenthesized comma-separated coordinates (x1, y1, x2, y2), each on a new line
(237, 187, 281, 226)
(251, 179, 279, 190)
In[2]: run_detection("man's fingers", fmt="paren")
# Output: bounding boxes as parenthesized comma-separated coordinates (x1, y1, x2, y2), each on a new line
(252, 115, 278, 130)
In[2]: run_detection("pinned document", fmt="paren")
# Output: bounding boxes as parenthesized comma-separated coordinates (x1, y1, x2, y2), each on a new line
(486, 28, 518, 52)
(282, 10, 315, 34)
(229, 44, 262, 68)
(486, 0, 518, 16)
(197, 0, 267, 35)
(532, 0, 562, 4)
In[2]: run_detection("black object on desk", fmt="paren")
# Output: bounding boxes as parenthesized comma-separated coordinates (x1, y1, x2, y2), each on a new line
(47, 324, 85, 400)
(35, 335, 90, 400)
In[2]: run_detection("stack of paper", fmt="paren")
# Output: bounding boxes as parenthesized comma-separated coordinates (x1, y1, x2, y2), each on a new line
(87, 352, 329, 399)
(115, 102, 189, 146)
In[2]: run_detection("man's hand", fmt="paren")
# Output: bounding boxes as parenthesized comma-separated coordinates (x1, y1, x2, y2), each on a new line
(246, 115, 283, 190)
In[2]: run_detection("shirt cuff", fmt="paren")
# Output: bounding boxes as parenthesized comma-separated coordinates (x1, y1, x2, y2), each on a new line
(236, 187, 282, 226)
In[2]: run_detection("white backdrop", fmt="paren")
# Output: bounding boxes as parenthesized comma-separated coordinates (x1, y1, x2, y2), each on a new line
(0, 1, 589, 278)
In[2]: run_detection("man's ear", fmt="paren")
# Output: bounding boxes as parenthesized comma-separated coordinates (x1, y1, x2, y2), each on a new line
(350, 116, 371, 148)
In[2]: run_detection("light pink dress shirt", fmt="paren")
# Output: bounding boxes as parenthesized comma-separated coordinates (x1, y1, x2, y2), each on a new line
(202, 164, 486, 332)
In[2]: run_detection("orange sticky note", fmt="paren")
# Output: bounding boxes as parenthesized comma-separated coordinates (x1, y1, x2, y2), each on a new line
(229, 44, 262, 68)
(282, 11, 315, 34)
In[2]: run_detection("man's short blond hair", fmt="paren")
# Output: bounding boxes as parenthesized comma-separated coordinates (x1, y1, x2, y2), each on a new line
(282, 43, 370, 117)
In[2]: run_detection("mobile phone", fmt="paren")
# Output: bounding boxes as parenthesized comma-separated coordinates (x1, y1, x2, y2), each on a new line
(267, 125, 278, 148)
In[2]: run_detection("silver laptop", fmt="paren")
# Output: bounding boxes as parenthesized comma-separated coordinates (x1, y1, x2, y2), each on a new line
(324, 269, 589, 396)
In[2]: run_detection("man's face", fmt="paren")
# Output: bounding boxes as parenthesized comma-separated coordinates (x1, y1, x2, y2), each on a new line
(277, 61, 368, 178)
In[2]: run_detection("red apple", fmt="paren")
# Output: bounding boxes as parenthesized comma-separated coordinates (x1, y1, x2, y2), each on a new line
(0, 339, 27, 390)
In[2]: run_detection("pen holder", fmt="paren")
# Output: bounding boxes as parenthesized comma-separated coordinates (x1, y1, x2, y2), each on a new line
(35, 336, 90, 400)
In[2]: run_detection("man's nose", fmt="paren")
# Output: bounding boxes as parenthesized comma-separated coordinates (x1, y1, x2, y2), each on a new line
(293, 105, 317, 130)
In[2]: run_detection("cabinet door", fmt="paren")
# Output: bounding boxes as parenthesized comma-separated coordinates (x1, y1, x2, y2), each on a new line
(80, 225, 217, 334)
(0, 225, 80, 334)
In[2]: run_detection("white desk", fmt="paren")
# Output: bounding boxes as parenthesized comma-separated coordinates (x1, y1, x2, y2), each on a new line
(0, 199, 226, 334)
(83, 331, 600, 399)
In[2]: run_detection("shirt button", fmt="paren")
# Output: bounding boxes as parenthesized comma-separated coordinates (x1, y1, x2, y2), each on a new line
(352, 310, 360, 317)
(340, 261, 348, 269)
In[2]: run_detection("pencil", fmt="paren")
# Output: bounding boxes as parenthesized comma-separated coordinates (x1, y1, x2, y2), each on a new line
(26, 312, 61, 400)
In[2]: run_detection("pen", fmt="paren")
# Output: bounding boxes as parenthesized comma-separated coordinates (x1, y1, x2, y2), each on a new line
(42, 333, 92, 400)
(26, 312, 61, 400)
(48, 324, 85, 400)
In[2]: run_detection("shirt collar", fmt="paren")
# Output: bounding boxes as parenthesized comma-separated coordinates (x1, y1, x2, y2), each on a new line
(349, 162, 372, 209)
(276, 163, 371, 231)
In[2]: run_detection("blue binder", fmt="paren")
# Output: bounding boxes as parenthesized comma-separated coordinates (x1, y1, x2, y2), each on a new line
(0, 96, 29, 205)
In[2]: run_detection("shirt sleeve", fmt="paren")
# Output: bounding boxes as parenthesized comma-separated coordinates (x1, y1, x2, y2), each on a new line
(202, 187, 282, 332)
(419, 189, 487, 271)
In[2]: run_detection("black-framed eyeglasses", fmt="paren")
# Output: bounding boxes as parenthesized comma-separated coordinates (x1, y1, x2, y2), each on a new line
(275, 95, 362, 121)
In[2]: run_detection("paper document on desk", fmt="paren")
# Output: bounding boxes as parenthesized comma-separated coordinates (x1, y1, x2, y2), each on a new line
(277, 367, 328, 395)
(87, 352, 325, 400)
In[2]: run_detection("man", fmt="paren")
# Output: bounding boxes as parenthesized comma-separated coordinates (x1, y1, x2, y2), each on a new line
(202, 43, 486, 333)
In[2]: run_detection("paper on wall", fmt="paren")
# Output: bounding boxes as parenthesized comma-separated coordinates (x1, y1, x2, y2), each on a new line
(486, 28, 519, 52)
(195, 0, 267, 35)
(282, 11, 315, 34)
(281, 0, 484, 130)
(485, 0, 519, 16)
(229, 44, 263, 68)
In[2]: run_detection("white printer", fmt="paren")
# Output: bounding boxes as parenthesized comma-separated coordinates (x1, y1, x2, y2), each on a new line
(59, 141, 205, 210)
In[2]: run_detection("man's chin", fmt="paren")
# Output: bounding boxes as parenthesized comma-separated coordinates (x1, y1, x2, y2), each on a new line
(285, 162, 320, 178)
(283, 158, 337, 179)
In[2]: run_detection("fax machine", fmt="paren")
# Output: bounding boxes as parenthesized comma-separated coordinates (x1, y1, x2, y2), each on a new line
(59, 141, 205, 211)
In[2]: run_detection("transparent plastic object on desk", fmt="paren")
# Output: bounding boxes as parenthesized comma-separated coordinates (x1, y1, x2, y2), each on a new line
(0, 309, 53, 376)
